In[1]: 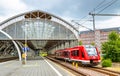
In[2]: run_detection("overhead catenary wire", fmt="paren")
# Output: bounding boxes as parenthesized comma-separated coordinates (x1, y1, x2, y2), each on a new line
(72, 0, 118, 31)
(75, 0, 107, 26)
(80, 0, 118, 25)
(97, 0, 118, 14)
(90, 0, 106, 13)
(92, 0, 113, 13)
(71, 20, 93, 31)
(80, 0, 117, 21)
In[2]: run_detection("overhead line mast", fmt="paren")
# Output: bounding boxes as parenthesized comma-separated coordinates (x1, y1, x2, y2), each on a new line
(89, 13, 120, 49)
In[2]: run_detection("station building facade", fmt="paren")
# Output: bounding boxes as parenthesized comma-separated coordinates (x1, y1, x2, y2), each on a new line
(80, 27, 120, 50)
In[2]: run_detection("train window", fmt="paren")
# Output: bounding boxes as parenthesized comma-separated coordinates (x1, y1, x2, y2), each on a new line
(75, 50, 79, 56)
(71, 50, 79, 56)
(85, 47, 97, 56)
(64, 51, 69, 57)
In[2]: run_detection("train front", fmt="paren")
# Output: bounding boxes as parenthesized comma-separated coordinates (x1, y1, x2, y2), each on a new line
(85, 45, 101, 66)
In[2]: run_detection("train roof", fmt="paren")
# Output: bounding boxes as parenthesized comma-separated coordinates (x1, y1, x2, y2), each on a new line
(73, 45, 95, 48)
(55, 45, 95, 52)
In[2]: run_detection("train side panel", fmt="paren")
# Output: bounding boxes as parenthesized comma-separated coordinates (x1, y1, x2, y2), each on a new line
(55, 45, 101, 66)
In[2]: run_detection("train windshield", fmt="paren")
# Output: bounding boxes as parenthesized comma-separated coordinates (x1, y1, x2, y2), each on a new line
(85, 46, 97, 56)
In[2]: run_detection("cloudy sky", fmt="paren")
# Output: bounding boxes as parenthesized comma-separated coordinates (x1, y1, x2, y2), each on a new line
(0, 0, 120, 31)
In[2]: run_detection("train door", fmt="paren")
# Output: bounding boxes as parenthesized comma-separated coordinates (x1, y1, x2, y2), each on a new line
(79, 47, 85, 60)
(63, 51, 71, 61)
(71, 50, 79, 60)
(81, 50, 85, 59)
(63, 51, 68, 58)
(68, 51, 71, 61)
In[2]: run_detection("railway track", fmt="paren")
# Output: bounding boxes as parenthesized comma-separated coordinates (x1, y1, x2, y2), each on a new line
(47, 56, 120, 76)
(94, 67, 120, 74)
(46, 56, 89, 76)
(88, 67, 120, 76)
(0, 57, 18, 62)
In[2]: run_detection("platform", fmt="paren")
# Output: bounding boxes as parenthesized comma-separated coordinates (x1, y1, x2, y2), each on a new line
(0, 57, 74, 76)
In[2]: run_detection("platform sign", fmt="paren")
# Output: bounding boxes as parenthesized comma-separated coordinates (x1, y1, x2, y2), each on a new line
(22, 44, 29, 64)
(22, 47, 30, 52)
(22, 53, 26, 58)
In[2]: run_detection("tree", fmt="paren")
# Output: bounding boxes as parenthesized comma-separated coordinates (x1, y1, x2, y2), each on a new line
(91, 42, 95, 46)
(79, 41, 82, 45)
(102, 31, 120, 62)
(108, 31, 119, 41)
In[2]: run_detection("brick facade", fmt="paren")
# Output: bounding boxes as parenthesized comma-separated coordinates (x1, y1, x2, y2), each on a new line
(79, 27, 120, 50)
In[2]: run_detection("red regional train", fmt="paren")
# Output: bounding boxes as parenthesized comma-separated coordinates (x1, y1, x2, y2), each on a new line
(55, 45, 101, 66)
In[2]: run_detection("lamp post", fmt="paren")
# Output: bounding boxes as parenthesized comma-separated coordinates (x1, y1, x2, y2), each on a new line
(23, 21, 28, 64)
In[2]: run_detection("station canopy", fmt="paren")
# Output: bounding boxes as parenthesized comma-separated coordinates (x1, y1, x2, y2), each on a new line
(0, 10, 79, 50)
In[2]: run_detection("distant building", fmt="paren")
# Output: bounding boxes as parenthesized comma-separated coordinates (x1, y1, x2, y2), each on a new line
(79, 27, 120, 50)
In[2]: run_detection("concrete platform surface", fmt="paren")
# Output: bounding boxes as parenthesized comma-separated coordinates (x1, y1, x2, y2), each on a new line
(0, 57, 74, 76)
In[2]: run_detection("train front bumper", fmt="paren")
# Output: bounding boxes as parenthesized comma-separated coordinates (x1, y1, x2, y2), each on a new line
(82, 60, 101, 66)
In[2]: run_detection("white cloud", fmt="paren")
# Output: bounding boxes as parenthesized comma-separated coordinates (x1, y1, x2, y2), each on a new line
(0, 0, 119, 31)
(34, 0, 63, 9)
(0, 15, 9, 23)
(0, 0, 63, 23)
(61, 16, 90, 31)
(63, 16, 120, 32)
(96, 17, 120, 29)
(0, 0, 29, 22)
(0, 16, 6, 21)
(0, 0, 27, 10)
(26, 0, 63, 11)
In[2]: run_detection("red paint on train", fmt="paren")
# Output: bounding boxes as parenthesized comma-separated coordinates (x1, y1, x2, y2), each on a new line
(55, 45, 101, 66)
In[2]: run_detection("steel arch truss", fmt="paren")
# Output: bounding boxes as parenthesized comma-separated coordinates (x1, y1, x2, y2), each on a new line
(0, 10, 79, 40)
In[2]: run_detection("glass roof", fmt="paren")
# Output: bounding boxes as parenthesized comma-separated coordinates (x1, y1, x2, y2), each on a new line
(2, 19, 76, 40)
(0, 10, 78, 50)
